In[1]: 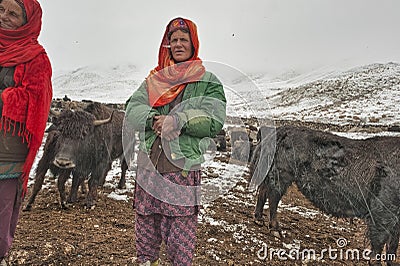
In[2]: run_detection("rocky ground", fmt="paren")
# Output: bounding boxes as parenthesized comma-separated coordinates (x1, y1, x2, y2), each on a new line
(10, 178, 389, 266)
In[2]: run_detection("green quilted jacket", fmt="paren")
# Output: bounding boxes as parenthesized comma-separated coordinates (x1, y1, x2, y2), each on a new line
(125, 71, 226, 170)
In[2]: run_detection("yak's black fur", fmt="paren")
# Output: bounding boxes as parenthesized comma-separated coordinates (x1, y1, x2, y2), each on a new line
(25, 102, 128, 210)
(250, 125, 400, 264)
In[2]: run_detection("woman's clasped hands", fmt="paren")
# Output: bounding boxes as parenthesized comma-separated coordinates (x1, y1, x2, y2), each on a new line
(152, 115, 180, 141)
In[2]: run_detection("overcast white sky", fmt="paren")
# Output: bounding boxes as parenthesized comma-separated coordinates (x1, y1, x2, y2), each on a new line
(39, 0, 400, 75)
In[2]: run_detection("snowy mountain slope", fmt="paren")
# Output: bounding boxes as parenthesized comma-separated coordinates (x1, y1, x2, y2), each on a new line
(52, 62, 400, 127)
(264, 62, 400, 126)
(52, 64, 144, 103)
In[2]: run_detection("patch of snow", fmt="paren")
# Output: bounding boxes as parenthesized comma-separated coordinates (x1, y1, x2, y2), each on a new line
(107, 192, 128, 202)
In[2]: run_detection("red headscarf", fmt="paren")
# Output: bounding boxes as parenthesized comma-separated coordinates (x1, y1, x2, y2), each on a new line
(0, 0, 52, 197)
(0, 0, 45, 66)
(146, 17, 206, 107)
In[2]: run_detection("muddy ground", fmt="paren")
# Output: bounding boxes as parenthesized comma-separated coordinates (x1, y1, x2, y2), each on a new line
(10, 180, 388, 266)
(10, 176, 399, 265)
(6, 118, 400, 266)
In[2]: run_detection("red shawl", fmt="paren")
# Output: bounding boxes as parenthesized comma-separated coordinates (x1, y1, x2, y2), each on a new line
(147, 17, 205, 107)
(0, 0, 52, 197)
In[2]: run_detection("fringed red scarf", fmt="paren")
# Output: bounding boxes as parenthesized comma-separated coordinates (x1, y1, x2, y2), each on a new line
(0, 0, 52, 197)
(147, 17, 205, 107)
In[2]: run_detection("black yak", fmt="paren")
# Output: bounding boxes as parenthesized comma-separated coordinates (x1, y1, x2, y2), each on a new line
(23, 130, 82, 211)
(25, 102, 129, 210)
(250, 125, 400, 265)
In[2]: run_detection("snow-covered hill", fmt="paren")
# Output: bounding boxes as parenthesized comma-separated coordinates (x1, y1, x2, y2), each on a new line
(265, 62, 400, 126)
(52, 62, 400, 127)
(52, 64, 145, 104)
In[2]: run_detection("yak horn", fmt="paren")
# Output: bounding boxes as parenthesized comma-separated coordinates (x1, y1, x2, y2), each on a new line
(93, 110, 114, 126)
(50, 109, 61, 117)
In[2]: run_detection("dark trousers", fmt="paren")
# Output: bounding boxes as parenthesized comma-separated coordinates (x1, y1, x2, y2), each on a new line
(0, 178, 20, 258)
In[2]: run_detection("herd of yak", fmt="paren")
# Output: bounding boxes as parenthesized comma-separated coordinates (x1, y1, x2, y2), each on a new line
(23, 101, 400, 265)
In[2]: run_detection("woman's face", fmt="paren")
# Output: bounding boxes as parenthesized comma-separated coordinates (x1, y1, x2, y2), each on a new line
(169, 30, 193, 63)
(0, 0, 25, 30)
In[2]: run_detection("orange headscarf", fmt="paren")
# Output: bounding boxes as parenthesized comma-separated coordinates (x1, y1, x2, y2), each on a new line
(146, 17, 205, 107)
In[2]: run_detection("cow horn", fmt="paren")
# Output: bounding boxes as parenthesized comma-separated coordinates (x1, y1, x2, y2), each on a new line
(93, 110, 114, 126)
(50, 109, 61, 117)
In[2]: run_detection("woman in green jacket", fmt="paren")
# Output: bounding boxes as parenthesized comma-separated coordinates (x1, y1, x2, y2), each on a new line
(125, 17, 226, 266)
